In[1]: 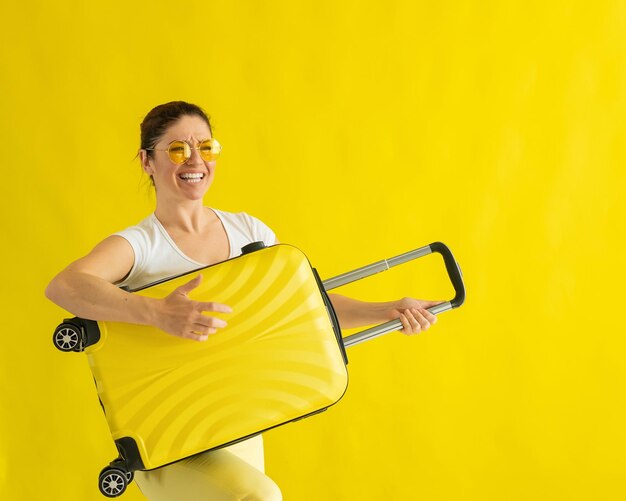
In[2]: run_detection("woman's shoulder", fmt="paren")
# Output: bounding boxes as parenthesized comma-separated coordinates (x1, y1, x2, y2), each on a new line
(112, 213, 164, 251)
(114, 213, 157, 235)
(210, 208, 277, 246)
(211, 208, 264, 228)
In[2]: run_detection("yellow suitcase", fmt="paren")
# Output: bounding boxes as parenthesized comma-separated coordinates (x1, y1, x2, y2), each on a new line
(53, 242, 464, 497)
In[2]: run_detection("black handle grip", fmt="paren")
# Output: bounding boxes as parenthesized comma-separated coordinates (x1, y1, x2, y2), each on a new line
(428, 242, 465, 309)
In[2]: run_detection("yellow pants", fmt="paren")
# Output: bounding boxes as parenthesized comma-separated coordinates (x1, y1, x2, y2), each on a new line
(134, 435, 282, 500)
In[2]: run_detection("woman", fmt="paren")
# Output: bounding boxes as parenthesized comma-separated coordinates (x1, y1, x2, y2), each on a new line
(45, 101, 439, 500)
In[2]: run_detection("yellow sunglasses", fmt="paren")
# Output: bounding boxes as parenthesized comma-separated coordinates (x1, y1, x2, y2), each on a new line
(146, 138, 222, 165)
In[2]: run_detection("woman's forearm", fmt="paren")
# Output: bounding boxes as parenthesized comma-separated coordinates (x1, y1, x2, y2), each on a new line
(45, 270, 156, 325)
(328, 293, 397, 329)
(329, 294, 440, 335)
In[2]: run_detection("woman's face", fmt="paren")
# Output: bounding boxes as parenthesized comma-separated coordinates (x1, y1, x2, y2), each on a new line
(141, 114, 217, 202)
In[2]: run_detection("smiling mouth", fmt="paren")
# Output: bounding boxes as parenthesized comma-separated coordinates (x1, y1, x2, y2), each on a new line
(178, 172, 206, 183)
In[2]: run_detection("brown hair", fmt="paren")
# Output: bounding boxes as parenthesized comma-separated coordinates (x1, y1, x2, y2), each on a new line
(140, 101, 213, 157)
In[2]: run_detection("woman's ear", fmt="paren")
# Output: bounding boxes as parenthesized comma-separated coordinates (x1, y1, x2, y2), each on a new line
(139, 150, 155, 176)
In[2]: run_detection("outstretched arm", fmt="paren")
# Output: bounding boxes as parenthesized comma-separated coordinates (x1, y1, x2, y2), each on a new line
(45, 236, 230, 341)
(328, 294, 440, 335)
(45, 236, 152, 324)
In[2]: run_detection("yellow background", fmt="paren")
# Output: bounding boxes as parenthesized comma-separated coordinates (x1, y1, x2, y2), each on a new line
(1, 1, 625, 499)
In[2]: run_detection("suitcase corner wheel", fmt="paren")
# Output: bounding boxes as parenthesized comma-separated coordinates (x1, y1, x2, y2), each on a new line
(98, 461, 134, 498)
(52, 318, 101, 353)
(52, 321, 84, 352)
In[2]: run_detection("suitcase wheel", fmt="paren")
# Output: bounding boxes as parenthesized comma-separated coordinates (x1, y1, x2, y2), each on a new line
(52, 323, 82, 352)
(98, 467, 128, 498)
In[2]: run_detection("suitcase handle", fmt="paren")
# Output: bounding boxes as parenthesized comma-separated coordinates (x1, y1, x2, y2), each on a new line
(321, 242, 465, 348)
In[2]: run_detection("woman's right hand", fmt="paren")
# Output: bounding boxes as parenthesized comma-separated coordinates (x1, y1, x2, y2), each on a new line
(152, 274, 232, 341)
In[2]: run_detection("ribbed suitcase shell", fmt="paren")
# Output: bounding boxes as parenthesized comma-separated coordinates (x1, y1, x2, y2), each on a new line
(86, 244, 348, 471)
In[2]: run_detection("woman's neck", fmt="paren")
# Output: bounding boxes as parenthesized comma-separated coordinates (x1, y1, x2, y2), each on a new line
(154, 199, 211, 233)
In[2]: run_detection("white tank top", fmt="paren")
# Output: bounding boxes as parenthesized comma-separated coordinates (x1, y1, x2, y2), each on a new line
(113, 208, 277, 290)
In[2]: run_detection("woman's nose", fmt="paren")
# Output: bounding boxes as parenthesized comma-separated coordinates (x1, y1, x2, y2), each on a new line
(187, 145, 203, 165)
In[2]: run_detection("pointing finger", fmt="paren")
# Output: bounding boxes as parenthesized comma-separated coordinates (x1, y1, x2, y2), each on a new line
(174, 274, 203, 295)
(198, 301, 232, 314)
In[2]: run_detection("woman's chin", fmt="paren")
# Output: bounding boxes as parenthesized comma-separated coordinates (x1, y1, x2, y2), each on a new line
(178, 177, 213, 199)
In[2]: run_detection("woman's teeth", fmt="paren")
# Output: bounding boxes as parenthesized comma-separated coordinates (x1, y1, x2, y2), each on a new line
(179, 173, 205, 183)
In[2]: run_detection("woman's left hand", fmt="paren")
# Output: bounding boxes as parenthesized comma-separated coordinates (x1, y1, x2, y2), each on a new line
(390, 297, 442, 335)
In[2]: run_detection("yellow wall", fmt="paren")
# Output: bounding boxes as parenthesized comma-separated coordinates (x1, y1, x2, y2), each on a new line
(2, 1, 625, 499)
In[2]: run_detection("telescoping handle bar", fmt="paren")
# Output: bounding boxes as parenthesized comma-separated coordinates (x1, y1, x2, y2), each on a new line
(322, 242, 465, 348)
